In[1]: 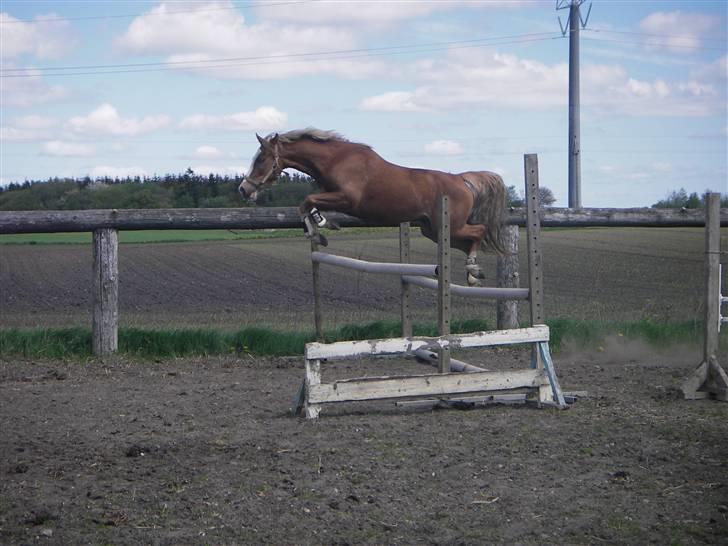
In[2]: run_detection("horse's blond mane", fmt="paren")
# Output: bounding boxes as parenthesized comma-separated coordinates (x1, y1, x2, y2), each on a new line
(271, 128, 370, 148)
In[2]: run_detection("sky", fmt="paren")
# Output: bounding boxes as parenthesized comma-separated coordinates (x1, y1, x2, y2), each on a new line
(0, 0, 726, 207)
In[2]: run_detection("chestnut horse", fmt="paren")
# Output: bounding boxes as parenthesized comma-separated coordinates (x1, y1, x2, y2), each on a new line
(239, 129, 506, 285)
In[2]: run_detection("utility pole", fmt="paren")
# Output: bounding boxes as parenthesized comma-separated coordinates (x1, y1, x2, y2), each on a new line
(557, 0, 591, 209)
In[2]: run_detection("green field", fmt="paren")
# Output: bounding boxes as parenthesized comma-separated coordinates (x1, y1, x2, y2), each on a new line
(0, 228, 306, 245)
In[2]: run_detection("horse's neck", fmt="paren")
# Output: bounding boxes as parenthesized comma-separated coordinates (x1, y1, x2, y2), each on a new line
(281, 140, 349, 187)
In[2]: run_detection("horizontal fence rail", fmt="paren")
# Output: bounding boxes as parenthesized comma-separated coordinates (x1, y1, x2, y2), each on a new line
(401, 274, 530, 300)
(1, 206, 726, 234)
(311, 251, 438, 277)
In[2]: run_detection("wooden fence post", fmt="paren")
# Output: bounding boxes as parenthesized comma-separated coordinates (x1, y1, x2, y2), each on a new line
(524, 154, 544, 371)
(92, 228, 118, 356)
(497, 225, 520, 329)
(681, 193, 728, 401)
(400, 222, 413, 338)
(438, 195, 451, 373)
(311, 237, 323, 342)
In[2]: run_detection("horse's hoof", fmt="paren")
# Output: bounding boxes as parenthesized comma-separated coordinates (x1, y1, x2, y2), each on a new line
(467, 273, 482, 287)
(465, 265, 486, 279)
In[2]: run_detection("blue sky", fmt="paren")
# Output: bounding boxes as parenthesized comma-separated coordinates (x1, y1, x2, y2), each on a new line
(1, 0, 726, 207)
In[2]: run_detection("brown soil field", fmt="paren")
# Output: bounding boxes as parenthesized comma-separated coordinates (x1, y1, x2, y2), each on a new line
(1, 228, 727, 544)
(1, 346, 727, 545)
(0, 227, 716, 329)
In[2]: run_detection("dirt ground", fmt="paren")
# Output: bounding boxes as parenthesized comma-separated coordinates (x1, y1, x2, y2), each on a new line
(1, 341, 727, 545)
(1, 228, 727, 544)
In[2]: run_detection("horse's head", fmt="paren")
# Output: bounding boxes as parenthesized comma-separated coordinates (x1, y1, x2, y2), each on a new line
(239, 133, 282, 203)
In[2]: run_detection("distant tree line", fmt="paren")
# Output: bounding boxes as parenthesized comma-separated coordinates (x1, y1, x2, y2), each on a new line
(0, 171, 545, 211)
(651, 188, 727, 209)
(0, 170, 316, 211)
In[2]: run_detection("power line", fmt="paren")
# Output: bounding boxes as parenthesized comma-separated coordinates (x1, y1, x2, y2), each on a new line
(584, 27, 727, 44)
(582, 35, 727, 52)
(0, 1, 307, 24)
(0, 33, 562, 78)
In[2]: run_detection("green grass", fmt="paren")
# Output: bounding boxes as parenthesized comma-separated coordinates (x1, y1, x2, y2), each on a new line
(0, 319, 715, 360)
(0, 227, 398, 245)
(0, 229, 304, 245)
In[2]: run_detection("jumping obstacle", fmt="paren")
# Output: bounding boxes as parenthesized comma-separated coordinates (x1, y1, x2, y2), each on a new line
(681, 192, 728, 401)
(294, 154, 566, 418)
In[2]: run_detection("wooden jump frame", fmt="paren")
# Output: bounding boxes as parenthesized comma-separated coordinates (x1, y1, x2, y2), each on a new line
(294, 154, 566, 418)
(681, 193, 728, 401)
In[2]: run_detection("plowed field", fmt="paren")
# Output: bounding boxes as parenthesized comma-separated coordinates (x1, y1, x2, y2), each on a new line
(0, 227, 712, 329)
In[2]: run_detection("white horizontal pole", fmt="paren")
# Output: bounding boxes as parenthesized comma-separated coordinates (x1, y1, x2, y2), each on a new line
(311, 251, 437, 277)
(307, 369, 544, 404)
(305, 325, 550, 361)
(413, 348, 488, 373)
(402, 275, 530, 300)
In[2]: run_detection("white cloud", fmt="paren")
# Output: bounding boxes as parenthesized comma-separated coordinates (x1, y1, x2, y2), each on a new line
(360, 50, 567, 112)
(191, 165, 246, 176)
(1, 115, 58, 141)
(191, 145, 226, 159)
(115, 0, 380, 80)
(0, 65, 69, 107)
(42, 141, 96, 157)
(424, 140, 463, 156)
(639, 11, 719, 53)
(90, 166, 148, 179)
(360, 91, 427, 112)
(651, 162, 673, 173)
(179, 106, 287, 131)
(582, 63, 723, 117)
(68, 103, 170, 136)
(257, 1, 523, 26)
(0, 12, 76, 59)
(360, 48, 725, 117)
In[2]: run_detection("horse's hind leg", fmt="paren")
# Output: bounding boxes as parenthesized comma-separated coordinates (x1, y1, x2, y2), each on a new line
(452, 224, 487, 286)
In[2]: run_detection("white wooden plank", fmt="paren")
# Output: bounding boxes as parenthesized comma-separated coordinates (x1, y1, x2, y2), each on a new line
(305, 325, 550, 361)
(307, 369, 544, 404)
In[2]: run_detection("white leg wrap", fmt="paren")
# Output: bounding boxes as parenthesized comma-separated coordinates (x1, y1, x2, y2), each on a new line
(310, 207, 327, 228)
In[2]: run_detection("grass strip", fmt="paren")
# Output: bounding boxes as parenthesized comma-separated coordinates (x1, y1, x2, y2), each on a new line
(0, 319, 713, 360)
(0, 227, 397, 245)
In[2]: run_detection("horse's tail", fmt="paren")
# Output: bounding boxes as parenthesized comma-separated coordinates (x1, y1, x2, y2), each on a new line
(464, 171, 507, 255)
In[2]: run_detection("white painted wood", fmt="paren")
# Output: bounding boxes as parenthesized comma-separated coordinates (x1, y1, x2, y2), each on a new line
(311, 251, 437, 277)
(305, 325, 550, 361)
(438, 195, 451, 373)
(401, 275, 529, 300)
(413, 349, 488, 373)
(399, 222, 413, 338)
(307, 369, 545, 405)
(304, 359, 322, 419)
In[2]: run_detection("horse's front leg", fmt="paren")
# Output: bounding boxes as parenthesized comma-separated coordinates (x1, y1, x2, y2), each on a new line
(300, 191, 353, 245)
(300, 191, 352, 229)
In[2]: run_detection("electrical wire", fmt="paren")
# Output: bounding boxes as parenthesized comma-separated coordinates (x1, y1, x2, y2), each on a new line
(0, 34, 563, 78)
(583, 27, 727, 44)
(582, 35, 726, 52)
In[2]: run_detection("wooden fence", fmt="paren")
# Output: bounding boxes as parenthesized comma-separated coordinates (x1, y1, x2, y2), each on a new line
(0, 206, 724, 234)
(1, 205, 726, 356)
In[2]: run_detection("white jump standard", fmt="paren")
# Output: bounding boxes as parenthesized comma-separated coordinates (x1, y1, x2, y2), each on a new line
(681, 192, 728, 401)
(295, 154, 566, 418)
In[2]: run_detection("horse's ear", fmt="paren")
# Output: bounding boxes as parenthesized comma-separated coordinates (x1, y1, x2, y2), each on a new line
(269, 133, 279, 146)
(256, 133, 266, 146)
